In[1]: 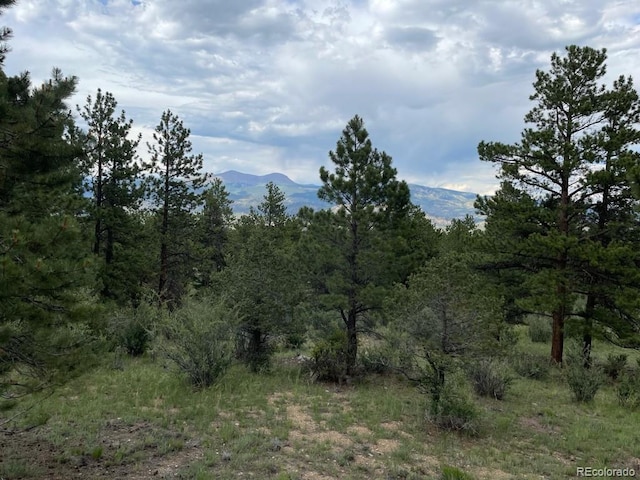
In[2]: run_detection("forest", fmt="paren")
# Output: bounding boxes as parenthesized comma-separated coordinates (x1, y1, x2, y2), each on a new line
(2, 1, 640, 478)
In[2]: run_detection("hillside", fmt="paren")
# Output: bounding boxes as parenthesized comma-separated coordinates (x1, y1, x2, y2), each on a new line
(215, 170, 481, 226)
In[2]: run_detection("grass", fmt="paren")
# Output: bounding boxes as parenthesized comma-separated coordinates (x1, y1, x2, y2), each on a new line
(1, 329, 640, 479)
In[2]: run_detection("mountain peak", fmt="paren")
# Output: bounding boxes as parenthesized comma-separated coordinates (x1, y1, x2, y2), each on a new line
(216, 170, 295, 186)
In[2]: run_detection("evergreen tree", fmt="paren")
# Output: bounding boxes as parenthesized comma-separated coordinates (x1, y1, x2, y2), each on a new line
(77, 89, 143, 302)
(314, 115, 412, 374)
(195, 177, 234, 286)
(576, 75, 640, 362)
(389, 251, 506, 410)
(217, 183, 304, 371)
(144, 110, 210, 306)
(0, 2, 95, 394)
(0, 1, 16, 65)
(477, 46, 640, 364)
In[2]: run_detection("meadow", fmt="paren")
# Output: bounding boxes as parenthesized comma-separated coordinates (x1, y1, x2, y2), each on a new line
(1, 326, 639, 480)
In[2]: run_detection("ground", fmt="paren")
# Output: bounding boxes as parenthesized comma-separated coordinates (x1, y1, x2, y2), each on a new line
(2, 331, 640, 479)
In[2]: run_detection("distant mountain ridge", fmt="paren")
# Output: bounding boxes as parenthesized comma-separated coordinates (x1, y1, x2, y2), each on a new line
(217, 170, 297, 186)
(215, 170, 480, 226)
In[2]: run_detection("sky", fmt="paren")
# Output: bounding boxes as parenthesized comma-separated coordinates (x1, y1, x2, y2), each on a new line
(3, 0, 640, 195)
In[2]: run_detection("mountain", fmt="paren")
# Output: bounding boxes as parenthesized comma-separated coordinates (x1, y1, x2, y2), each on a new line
(215, 170, 481, 226)
(216, 170, 297, 186)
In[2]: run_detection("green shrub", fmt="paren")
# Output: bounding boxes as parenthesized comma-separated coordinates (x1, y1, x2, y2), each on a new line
(441, 465, 474, 480)
(468, 359, 512, 400)
(428, 373, 479, 434)
(108, 302, 157, 357)
(234, 329, 273, 373)
(160, 299, 234, 388)
(527, 316, 552, 343)
(309, 329, 349, 382)
(512, 353, 550, 380)
(284, 332, 306, 350)
(566, 362, 605, 403)
(603, 353, 628, 381)
(617, 370, 640, 409)
(359, 346, 392, 374)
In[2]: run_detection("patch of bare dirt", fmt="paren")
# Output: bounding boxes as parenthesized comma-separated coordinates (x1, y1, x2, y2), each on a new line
(519, 416, 560, 434)
(374, 438, 400, 454)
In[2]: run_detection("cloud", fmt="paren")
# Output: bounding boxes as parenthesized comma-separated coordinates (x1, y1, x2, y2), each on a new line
(3, 0, 640, 195)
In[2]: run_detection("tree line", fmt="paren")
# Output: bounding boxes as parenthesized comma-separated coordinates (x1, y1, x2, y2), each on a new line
(1, 0, 640, 408)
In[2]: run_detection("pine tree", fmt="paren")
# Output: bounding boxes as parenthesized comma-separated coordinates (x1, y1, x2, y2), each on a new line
(315, 115, 412, 374)
(217, 183, 304, 371)
(144, 110, 210, 306)
(1, 3, 95, 394)
(77, 89, 143, 302)
(576, 75, 640, 362)
(195, 177, 234, 286)
(477, 46, 640, 364)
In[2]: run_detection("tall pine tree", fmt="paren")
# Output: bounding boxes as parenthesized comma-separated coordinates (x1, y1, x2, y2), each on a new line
(315, 115, 412, 374)
(1, 2, 95, 395)
(477, 46, 640, 364)
(77, 89, 143, 302)
(144, 110, 210, 306)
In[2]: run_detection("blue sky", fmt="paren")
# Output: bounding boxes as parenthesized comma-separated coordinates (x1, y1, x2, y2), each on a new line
(4, 0, 640, 194)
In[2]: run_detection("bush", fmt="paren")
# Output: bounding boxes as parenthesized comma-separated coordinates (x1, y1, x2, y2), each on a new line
(234, 329, 273, 373)
(108, 303, 157, 357)
(160, 299, 234, 388)
(512, 353, 550, 380)
(566, 362, 605, 403)
(309, 329, 349, 383)
(468, 359, 512, 400)
(428, 372, 479, 434)
(359, 346, 392, 375)
(617, 370, 640, 409)
(603, 353, 628, 381)
(441, 465, 474, 480)
(527, 316, 552, 343)
(284, 332, 306, 351)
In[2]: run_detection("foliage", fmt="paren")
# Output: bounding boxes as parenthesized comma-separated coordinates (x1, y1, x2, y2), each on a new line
(565, 361, 605, 403)
(391, 252, 507, 362)
(159, 298, 235, 388)
(216, 183, 305, 372)
(0, 18, 98, 395)
(441, 465, 474, 480)
(477, 45, 640, 364)
(358, 344, 392, 375)
(616, 369, 640, 409)
(426, 371, 479, 434)
(603, 353, 628, 381)
(194, 178, 234, 286)
(283, 331, 306, 351)
(511, 353, 550, 380)
(309, 328, 350, 383)
(385, 251, 505, 432)
(312, 114, 413, 374)
(77, 89, 143, 303)
(527, 316, 552, 343)
(107, 301, 158, 357)
(143, 110, 210, 306)
(468, 359, 512, 400)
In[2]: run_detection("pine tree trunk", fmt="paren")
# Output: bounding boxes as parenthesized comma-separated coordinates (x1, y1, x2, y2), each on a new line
(93, 157, 103, 255)
(582, 293, 595, 368)
(551, 307, 564, 365)
(159, 156, 170, 304)
(248, 327, 264, 372)
(346, 308, 357, 376)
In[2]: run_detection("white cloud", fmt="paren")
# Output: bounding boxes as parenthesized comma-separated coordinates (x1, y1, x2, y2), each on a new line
(3, 0, 640, 194)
